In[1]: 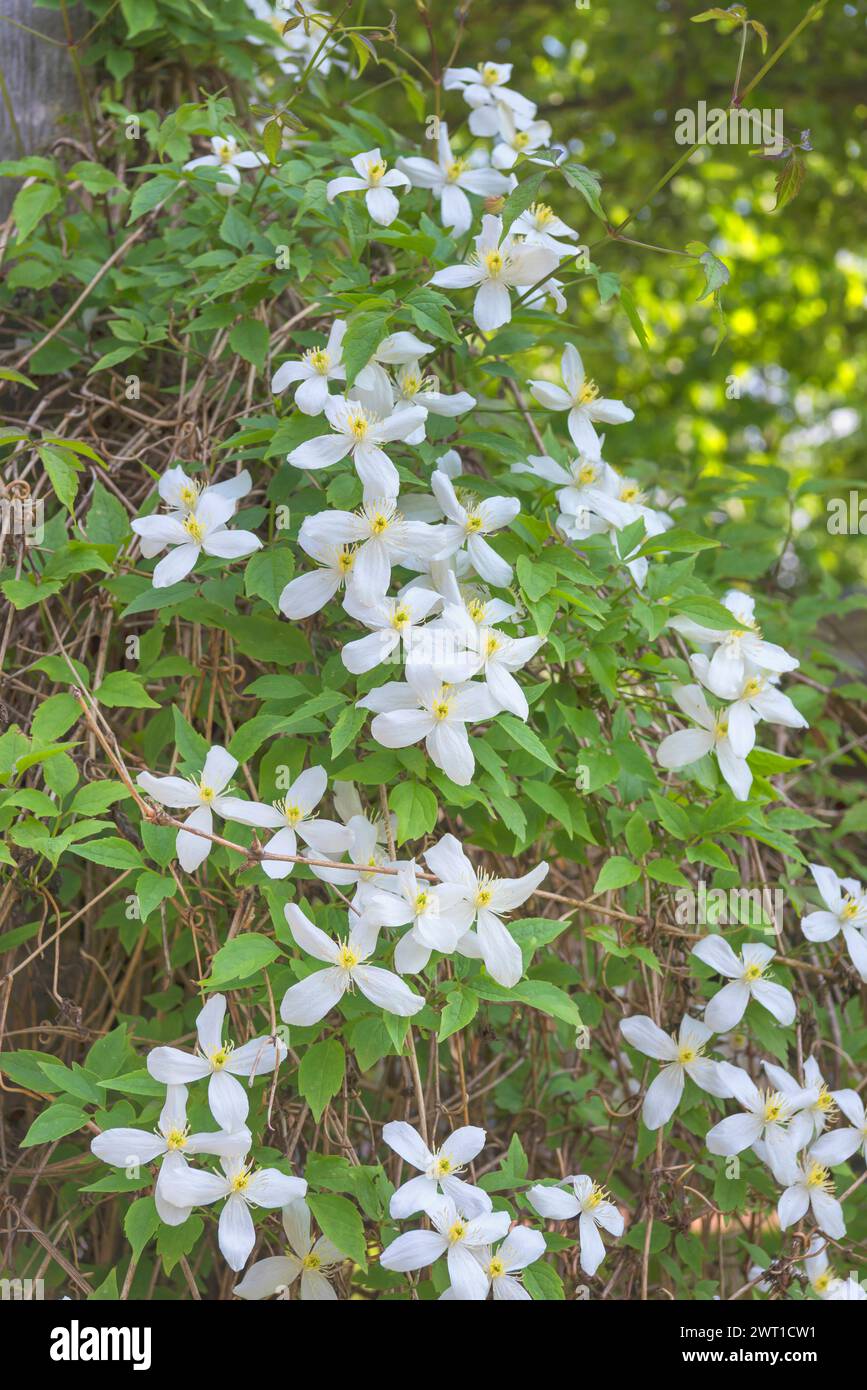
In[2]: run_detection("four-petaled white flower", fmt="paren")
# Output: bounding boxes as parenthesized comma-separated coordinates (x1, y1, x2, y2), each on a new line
(810, 1087, 867, 1169)
(438, 600, 544, 719)
(270, 319, 347, 413)
(183, 135, 267, 196)
(222, 765, 352, 880)
(147, 994, 286, 1132)
(132, 491, 261, 590)
(443, 63, 537, 138)
(529, 344, 634, 455)
(159, 1152, 307, 1271)
(138, 745, 257, 873)
(382, 1121, 492, 1219)
(762, 1056, 843, 1149)
(689, 654, 807, 758)
(358, 665, 498, 787)
(512, 203, 579, 256)
(691, 936, 795, 1032)
(423, 833, 548, 988)
(777, 1155, 846, 1240)
(396, 122, 510, 237)
(800, 862, 867, 981)
(151, 465, 252, 525)
(441, 1226, 546, 1301)
(656, 684, 755, 802)
(298, 500, 442, 606)
(279, 904, 424, 1026)
(528, 1175, 624, 1277)
(379, 1196, 511, 1300)
(704, 1062, 813, 1179)
(430, 470, 520, 587)
(341, 586, 440, 674)
(669, 589, 799, 699)
(233, 1198, 345, 1300)
(326, 147, 410, 226)
(287, 394, 427, 500)
(491, 106, 553, 169)
(429, 214, 559, 332)
(619, 1014, 731, 1130)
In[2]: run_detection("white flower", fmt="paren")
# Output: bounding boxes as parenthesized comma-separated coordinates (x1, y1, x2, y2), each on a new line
(90, 1084, 250, 1226)
(131, 490, 261, 589)
(326, 147, 410, 226)
(270, 319, 347, 413)
(279, 904, 424, 1026)
(704, 1062, 813, 1179)
(365, 860, 476, 972)
(691, 936, 796, 1031)
(183, 135, 267, 196)
(158, 1152, 306, 1271)
(491, 106, 553, 170)
(286, 394, 427, 500)
(618, 1014, 731, 1130)
(528, 344, 634, 455)
(528, 1175, 624, 1277)
(396, 122, 510, 236)
(220, 765, 352, 880)
(379, 1196, 511, 1300)
(656, 683, 755, 802)
(443, 63, 537, 137)
(800, 862, 867, 981)
(810, 1088, 867, 1169)
(423, 833, 548, 988)
(778, 1155, 846, 1240)
(436, 600, 544, 719)
(391, 361, 476, 439)
(668, 589, 799, 699)
(233, 1198, 345, 1300)
(352, 331, 434, 400)
(803, 1236, 866, 1300)
(430, 469, 520, 586)
(137, 745, 257, 873)
(278, 531, 359, 620)
(297, 500, 443, 606)
(146, 994, 286, 1131)
(511, 202, 579, 256)
(150, 466, 252, 530)
(762, 1056, 844, 1149)
(441, 1225, 546, 1300)
(382, 1121, 492, 1218)
(515, 451, 634, 532)
(428, 214, 559, 332)
(358, 666, 498, 787)
(689, 655, 807, 758)
(340, 586, 441, 673)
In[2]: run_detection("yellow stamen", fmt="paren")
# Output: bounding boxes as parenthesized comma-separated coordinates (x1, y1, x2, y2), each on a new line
(465, 511, 484, 533)
(367, 160, 387, 184)
(445, 159, 468, 182)
(577, 379, 600, 405)
(530, 202, 554, 226)
(805, 1162, 834, 1193)
(488, 1256, 506, 1278)
(306, 348, 330, 374)
(165, 1127, 188, 1151)
(302, 1252, 322, 1271)
(183, 515, 205, 544)
(198, 783, 216, 804)
(484, 248, 504, 277)
(337, 942, 360, 970)
(447, 1220, 466, 1243)
(337, 546, 355, 575)
(513, 131, 530, 151)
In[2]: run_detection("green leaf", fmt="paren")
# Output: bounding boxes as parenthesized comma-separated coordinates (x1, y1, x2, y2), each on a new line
(438, 985, 479, 1041)
(39, 445, 80, 513)
(562, 162, 605, 220)
(135, 870, 177, 922)
(647, 857, 691, 887)
(244, 546, 294, 612)
(593, 856, 641, 893)
(389, 781, 438, 844)
(124, 1196, 160, 1259)
(229, 316, 269, 371)
(12, 182, 60, 241)
(95, 671, 160, 709)
(207, 933, 282, 985)
(524, 1259, 565, 1300)
(498, 714, 560, 772)
(31, 693, 80, 743)
(625, 811, 652, 859)
(330, 704, 367, 759)
(70, 837, 144, 870)
(21, 1102, 87, 1147)
(341, 311, 392, 388)
(307, 1192, 365, 1268)
(298, 1039, 346, 1121)
(500, 165, 548, 233)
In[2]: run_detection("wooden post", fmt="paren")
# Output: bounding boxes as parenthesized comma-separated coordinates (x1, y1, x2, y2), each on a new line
(0, 1, 86, 218)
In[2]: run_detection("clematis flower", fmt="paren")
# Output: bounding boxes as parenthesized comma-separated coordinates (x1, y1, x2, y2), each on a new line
(233, 1198, 345, 1300)
(326, 147, 410, 226)
(151, 466, 252, 529)
(527, 1175, 624, 1277)
(618, 1014, 731, 1130)
(340, 586, 441, 674)
(441, 1226, 546, 1301)
(277, 532, 359, 619)
(365, 860, 473, 973)
(357, 666, 498, 787)
(689, 655, 807, 758)
(777, 1154, 846, 1240)
(704, 1062, 813, 1178)
(528, 344, 634, 455)
(810, 1088, 867, 1169)
(220, 765, 352, 880)
(391, 361, 476, 442)
(396, 122, 510, 236)
(286, 394, 427, 499)
(762, 1056, 844, 1149)
(131, 491, 261, 589)
(799, 862, 867, 981)
(430, 470, 520, 587)
(428, 214, 559, 332)
(270, 319, 347, 413)
(511, 202, 579, 256)
(442, 63, 537, 137)
(279, 904, 424, 1026)
(298, 501, 442, 606)
(352, 331, 434, 399)
(422, 833, 548, 988)
(90, 1084, 250, 1226)
(158, 1152, 307, 1271)
(491, 106, 553, 170)
(437, 600, 545, 719)
(146, 993, 286, 1131)
(516, 451, 635, 534)
(382, 1121, 492, 1219)
(803, 1235, 867, 1301)
(668, 589, 799, 699)
(691, 936, 796, 1031)
(379, 1196, 511, 1300)
(656, 684, 755, 802)
(137, 745, 253, 873)
(183, 135, 267, 196)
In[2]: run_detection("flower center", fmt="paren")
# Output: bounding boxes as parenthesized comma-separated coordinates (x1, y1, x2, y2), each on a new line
(391, 605, 411, 630)
(841, 897, 860, 921)
(434, 1154, 452, 1176)
(218, 145, 234, 164)
(432, 698, 452, 721)
(584, 1181, 609, 1211)
(367, 160, 387, 184)
(713, 718, 729, 740)
(337, 546, 355, 574)
(805, 1162, 833, 1192)
(165, 1127, 188, 1151)
(337, 942, 360, 970)
(465, 511, 484, 533)
(276, 799, 302, 826)
(620, 484, 640, 502)
(677, 1043, 700, 1064)
(474, 875, 495, 908)
(530, 202, 554, 227)
(230, 1167, 251, 1193)
(577, 379, 600, 405)
(307, 348, 330, 374)
(446, 159, 468, 183)
(447, 1221, 467, 1243)
(481, 64, 500, 86)
(198, 783, 216, 804)
(743, 676, 764, 697)
(467, 598, 487, 623)
(302, 1252, 322, 1271)
(813, 1270, 833, 1294)
(513, 131, 530, 150)
(488, 1256, 506, 1279)
(210, 1045, 232, 1070)
(744, 962, 764, 983)
(762, 1090, 786, 1124)
(816, 1085, 837, 1117)
(183, 515, 205, 544)
(179, 483, 199, 507)
(415, 891, 430, 912)
(370, 512, 390, 535)
(348, 411, 369, 441)
(578, 461, 597, 485)
(485, 634, 500, 658)
(484, 248, 505, 277)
